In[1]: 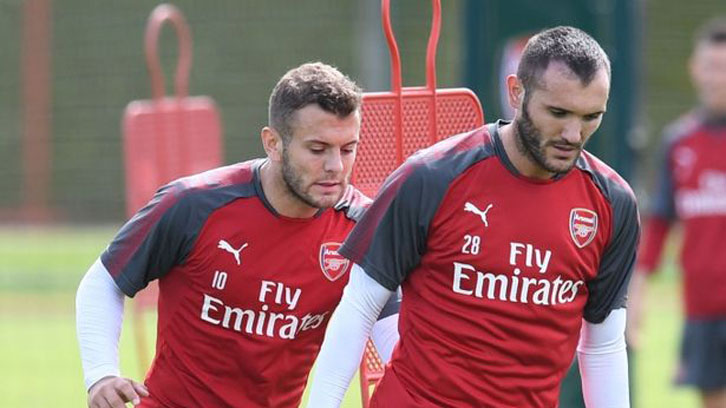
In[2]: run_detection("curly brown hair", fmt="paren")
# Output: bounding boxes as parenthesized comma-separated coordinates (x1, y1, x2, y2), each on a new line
(268, 62, 362, 144)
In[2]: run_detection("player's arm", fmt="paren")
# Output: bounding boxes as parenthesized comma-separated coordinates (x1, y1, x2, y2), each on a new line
(76, 258, 148, 407)
(626, 214, 672, 347)
(580, 166, 641, 407)
(626, 138, 676, 348)
(577, 309, 629, 407)
(308, 152, 440, 407)
(306, 264, 395, 408)
(369, 287, 400, 362)
(76, 181, 193, 407)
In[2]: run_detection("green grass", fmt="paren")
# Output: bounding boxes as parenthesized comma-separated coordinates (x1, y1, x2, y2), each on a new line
(0, 226, 701, 407)
(0, 226, 362, 407)
(633, 270, 699, 407)
(0, 225, 109, 292)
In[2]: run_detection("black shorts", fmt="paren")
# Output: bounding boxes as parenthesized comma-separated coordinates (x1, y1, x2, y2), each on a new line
(676, 318, 726, 390)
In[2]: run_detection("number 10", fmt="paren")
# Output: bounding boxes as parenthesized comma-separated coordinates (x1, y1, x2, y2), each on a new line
(212, 270, 228, 290)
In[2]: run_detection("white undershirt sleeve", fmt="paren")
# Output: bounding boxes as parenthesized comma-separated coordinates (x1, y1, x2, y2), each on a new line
(577, 308, 630, 408)
(75, 257, 125, 391)
(306, 264, 395, 408)
(370, 312, 399, 363)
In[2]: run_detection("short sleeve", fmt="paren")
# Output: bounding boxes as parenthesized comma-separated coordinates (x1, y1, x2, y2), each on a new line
(649, 140, 677, 220)
(340, 161, 443, 291)
(340, 128, 493, 291)
(583, 188, 641, 323)
(101, 182, 198, 297)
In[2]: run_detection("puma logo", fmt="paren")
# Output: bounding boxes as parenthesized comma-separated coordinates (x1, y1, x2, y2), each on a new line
(217, 240, 249, 266)
(464, 202, 494, 227)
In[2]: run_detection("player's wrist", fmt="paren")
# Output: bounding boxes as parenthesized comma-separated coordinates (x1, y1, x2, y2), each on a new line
(85, 368, 121, 392)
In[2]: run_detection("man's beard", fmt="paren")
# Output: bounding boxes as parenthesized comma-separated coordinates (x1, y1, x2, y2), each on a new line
(281, 146, 343, 209)
(514, 105, 582, 175)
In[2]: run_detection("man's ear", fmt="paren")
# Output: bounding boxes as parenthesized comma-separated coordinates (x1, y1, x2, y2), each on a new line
(506, 74, 525, 111)
(261, 126, 283, 162)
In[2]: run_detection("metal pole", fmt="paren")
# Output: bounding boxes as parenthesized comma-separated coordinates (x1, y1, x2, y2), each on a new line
(21, 0, 53, 221)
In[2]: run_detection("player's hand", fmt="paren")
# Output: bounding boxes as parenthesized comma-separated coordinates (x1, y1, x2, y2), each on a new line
(87, 376, 149, 408)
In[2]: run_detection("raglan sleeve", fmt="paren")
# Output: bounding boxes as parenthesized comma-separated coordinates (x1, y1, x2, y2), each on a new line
(339, 159, 438, 290)
(583, 185, 641, 324)
(637, 138, 676, 273)
(100, 181, 199, 297)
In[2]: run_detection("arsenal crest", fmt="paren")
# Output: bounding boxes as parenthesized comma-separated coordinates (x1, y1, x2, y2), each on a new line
(569, 208, 598, 248)
(319, 242, 350, 282)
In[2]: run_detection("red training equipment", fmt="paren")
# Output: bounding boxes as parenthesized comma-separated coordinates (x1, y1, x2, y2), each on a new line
(121, 3, 224, 373)
(356, 0, 484, 406)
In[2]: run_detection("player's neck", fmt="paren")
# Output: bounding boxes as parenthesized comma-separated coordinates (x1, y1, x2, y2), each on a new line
(259, 161, 319, 218)
(498, 122, 556, 180)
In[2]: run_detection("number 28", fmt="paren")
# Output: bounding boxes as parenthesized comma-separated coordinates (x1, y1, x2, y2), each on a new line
(461, 234, 481, 255)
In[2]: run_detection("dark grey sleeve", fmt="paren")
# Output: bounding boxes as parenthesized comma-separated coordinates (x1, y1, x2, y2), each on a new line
(100, 182, 198, 297)
(340, 162, 442, 291)
(583, 189, 641, 323)
(649, 141, 677, 220)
